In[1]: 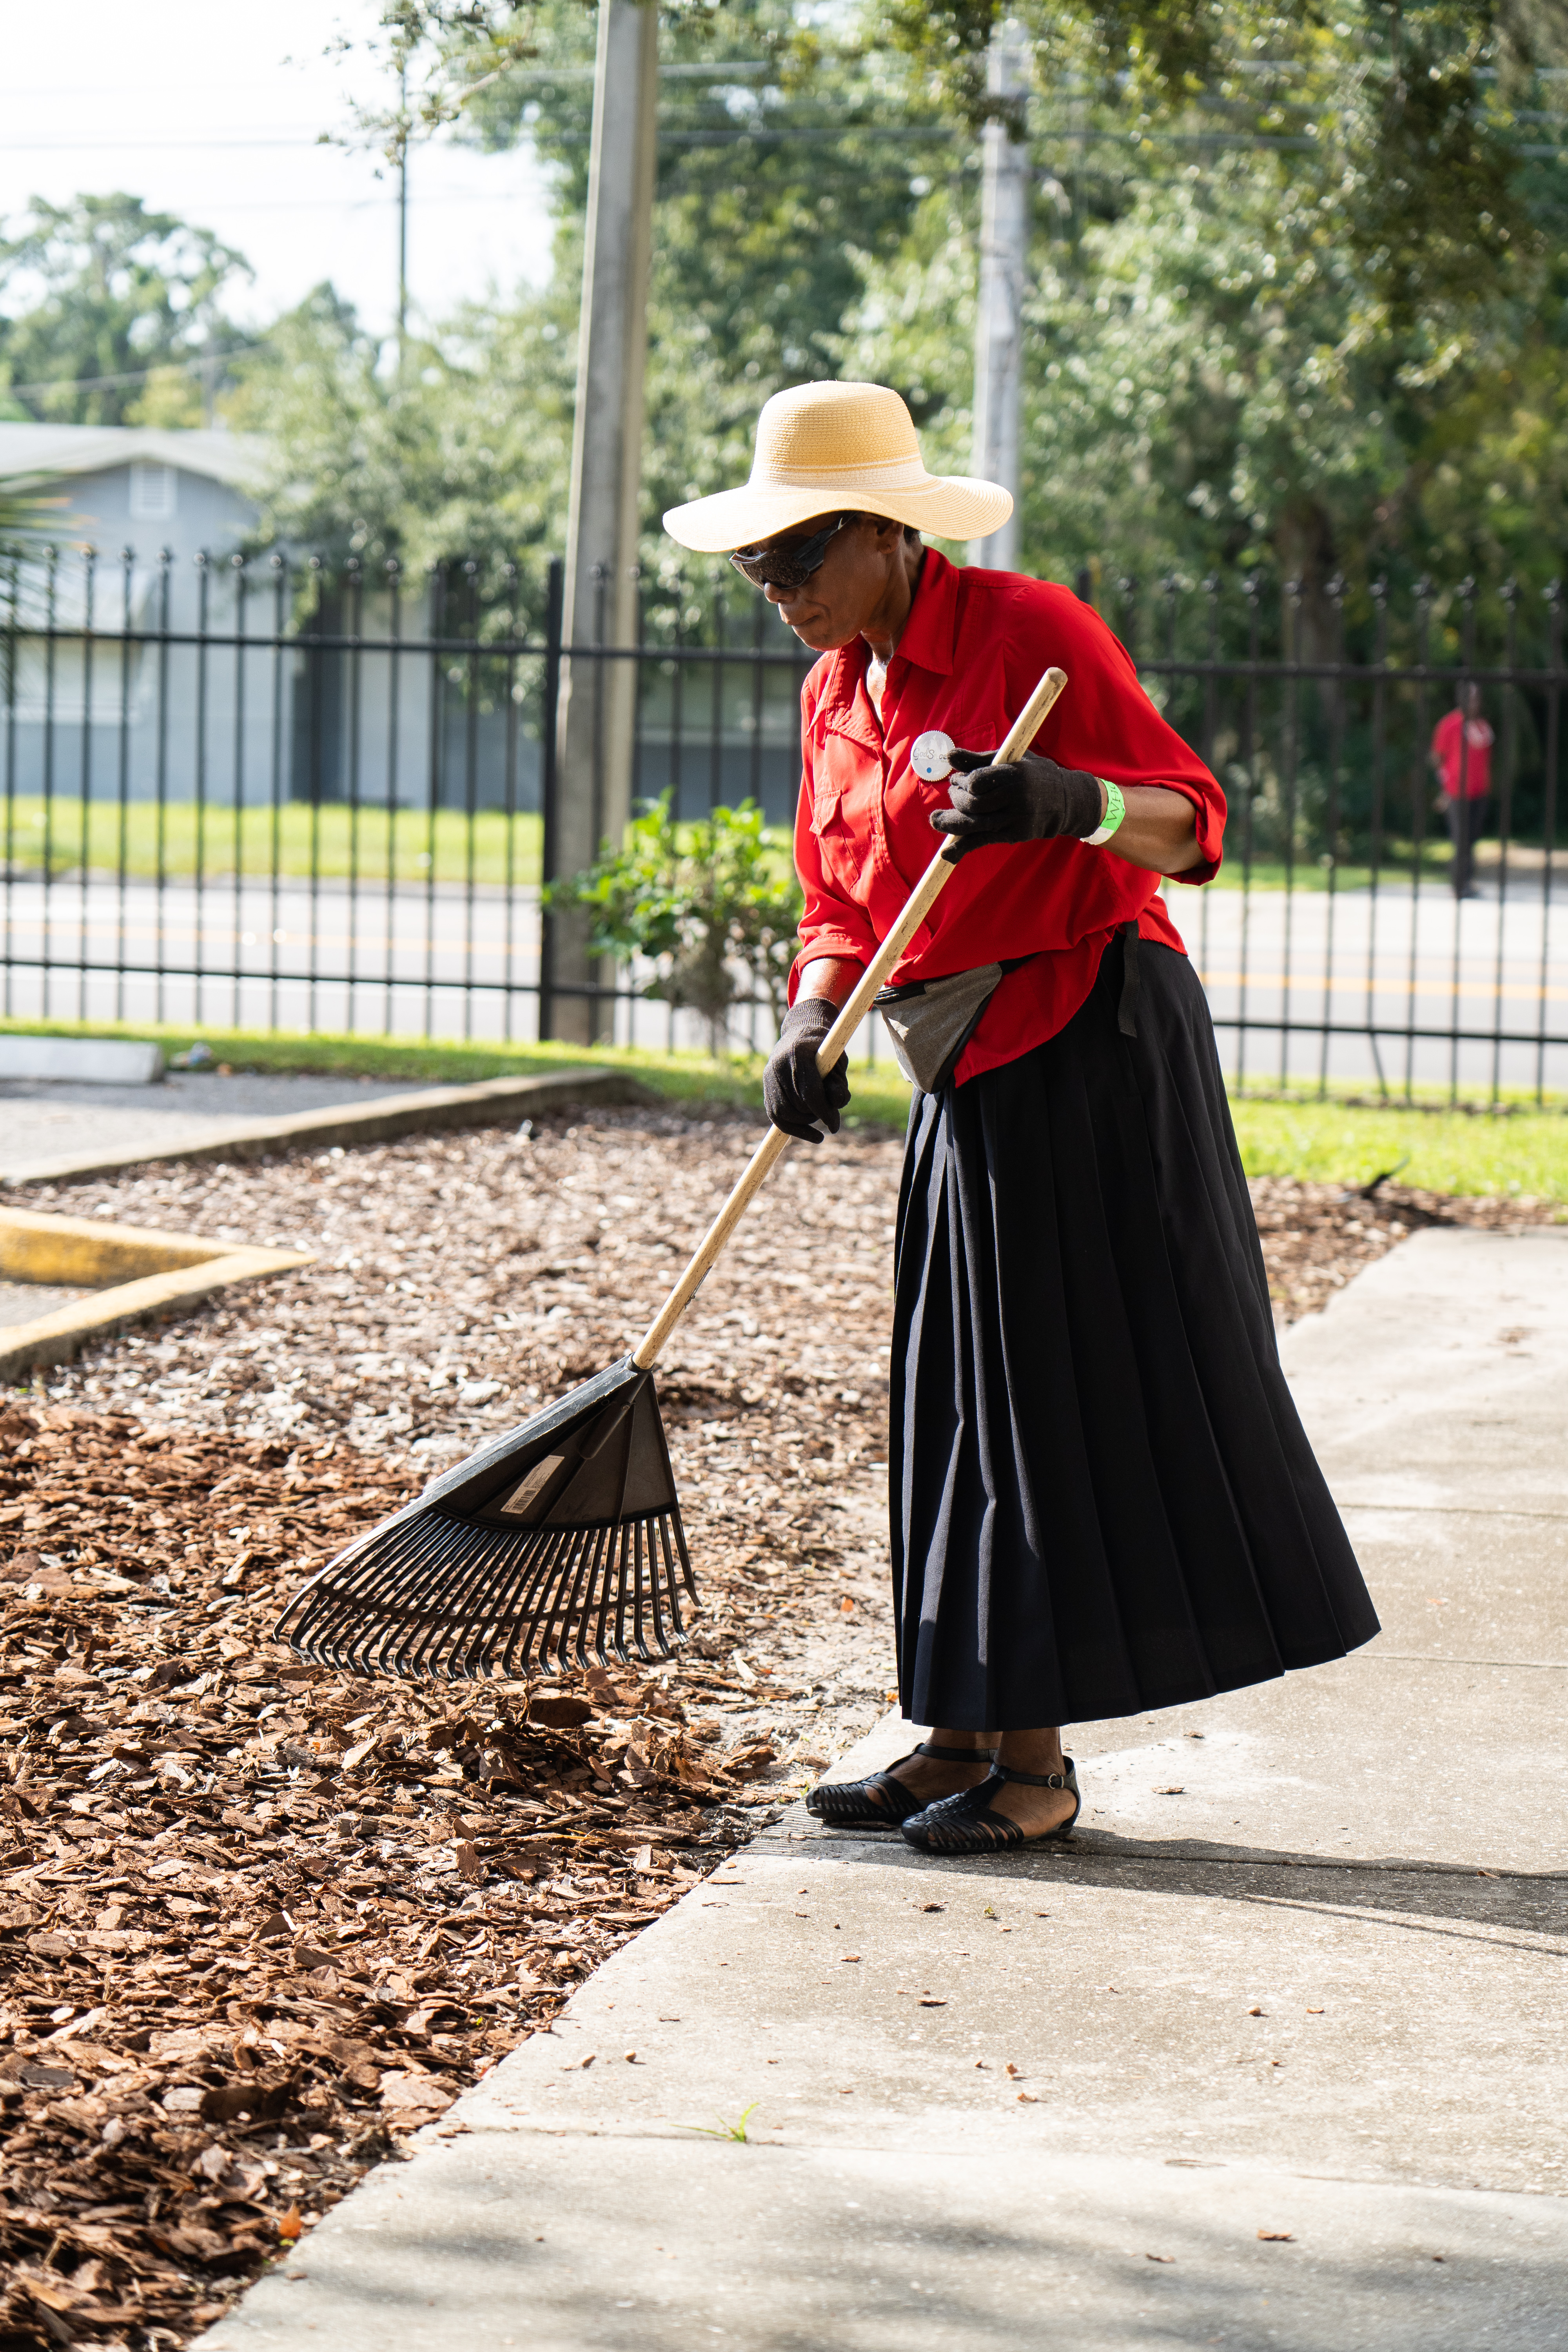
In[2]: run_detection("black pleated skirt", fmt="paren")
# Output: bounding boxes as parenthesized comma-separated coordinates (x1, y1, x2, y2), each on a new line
(889, 934, 1379, 1731)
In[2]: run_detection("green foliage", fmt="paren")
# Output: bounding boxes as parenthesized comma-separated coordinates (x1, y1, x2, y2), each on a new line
(7, 0, 1563, 626)
(0, 194, 250, 426)
(224, 281, 575, 588)
(844, 0, 1568, 601)
(545, 795, 803, 1053)
(683, 2102, 760, 2143)
(453, 0, 943, 555)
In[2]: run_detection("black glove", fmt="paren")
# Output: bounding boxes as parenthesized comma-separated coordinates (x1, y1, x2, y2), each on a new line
(929, 748, 1103, 851)
(763, 996, 850, 1143)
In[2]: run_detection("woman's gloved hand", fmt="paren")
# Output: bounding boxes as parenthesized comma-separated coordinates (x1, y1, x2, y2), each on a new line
(763, 996, 851, 1143)
(929, 748, 1103, 851)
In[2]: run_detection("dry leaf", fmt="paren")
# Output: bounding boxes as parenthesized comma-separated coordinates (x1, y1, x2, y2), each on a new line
(1257, 2230, 1294, 2243)
(278, 2207, 303, 2243)
(528, 1695, 593, 1730)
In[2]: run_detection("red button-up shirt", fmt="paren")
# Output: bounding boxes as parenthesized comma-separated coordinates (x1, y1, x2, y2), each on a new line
(789, 550, 1227, 1085)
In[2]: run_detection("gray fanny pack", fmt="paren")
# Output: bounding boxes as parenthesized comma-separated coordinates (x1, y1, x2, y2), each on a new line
(872, 924, 1145, 1095)
(871, 964, 1007, 1094)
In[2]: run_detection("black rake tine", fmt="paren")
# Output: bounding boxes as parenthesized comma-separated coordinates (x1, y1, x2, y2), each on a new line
(436, 1528, 512, 1682)
(439, 1519, 537, 1682)
(611, 1519, 635, 1667)
(591, 1517, 622, 1667)
(310, 1511, 463, 1671)
(630, 1515, 651, 1665)
(381, 1515, 493, 1678)
(670, 1498, 697, 1597)
(314, 1504, 445, 1626)
(546, 1523, 606, 1675)
(517, 1524, 590, 1680)
(642, 1517, 667, 1661)
(570, 1534, 603, 1673)
(655, 1512, 685, 1648)
(524, 1524, 592, 1678)
(439, 1527, 546, 1681)
(614, 1521, 640, 1667)
(383, 1516, 490, 1679)
(456, 1520, 560, 1682)
(496, 1524, 576, 1682)
(544, 1524, 601, 1675)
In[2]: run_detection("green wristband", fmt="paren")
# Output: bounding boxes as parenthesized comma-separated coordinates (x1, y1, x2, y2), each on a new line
(1082, 779, 1125, 846)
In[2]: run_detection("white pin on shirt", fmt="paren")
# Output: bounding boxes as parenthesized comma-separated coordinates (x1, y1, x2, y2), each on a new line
(910, 730, 957, 782)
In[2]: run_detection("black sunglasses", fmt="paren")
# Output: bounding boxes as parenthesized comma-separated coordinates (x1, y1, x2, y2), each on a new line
(729, 513, 852, 591)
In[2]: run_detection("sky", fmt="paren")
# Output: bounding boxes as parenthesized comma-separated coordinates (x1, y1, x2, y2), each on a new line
(0, 0, 560, 343)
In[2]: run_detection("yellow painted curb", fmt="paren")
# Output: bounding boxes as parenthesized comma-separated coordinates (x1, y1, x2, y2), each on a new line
(0, 1205, 313, 1383)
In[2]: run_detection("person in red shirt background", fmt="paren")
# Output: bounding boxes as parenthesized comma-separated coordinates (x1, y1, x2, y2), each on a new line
(664, 382, 1378, 1855)
(1430, 682, 1493, 899)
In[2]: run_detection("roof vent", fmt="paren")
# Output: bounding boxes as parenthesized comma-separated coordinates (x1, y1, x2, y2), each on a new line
(129, 461, 177, 521)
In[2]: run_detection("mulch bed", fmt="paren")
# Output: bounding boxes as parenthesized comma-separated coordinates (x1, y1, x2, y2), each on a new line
(0, 1103, 1559, 2348)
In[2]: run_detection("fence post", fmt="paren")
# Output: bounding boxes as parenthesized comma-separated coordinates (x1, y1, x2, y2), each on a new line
(538, 553, 566, 1040)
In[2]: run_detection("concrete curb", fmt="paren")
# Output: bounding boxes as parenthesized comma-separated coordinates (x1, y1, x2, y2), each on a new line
(0, 1203, 314, 1381)
(0, 1068, 662, 1189)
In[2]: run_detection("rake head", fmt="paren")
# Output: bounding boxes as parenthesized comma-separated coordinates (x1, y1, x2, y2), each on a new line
(274, 1357, 696, 1681)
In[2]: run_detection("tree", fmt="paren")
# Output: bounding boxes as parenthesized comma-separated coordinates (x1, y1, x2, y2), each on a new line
(0, 194, 250, 426)
(229, 0, 1568, 622)
(224, 278, 576, 595)
(843, 0, 1568, 609)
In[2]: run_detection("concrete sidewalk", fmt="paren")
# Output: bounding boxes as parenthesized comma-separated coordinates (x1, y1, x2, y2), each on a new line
(204, 1229, 1568, 2351)
(0, 1067, 653, 1186)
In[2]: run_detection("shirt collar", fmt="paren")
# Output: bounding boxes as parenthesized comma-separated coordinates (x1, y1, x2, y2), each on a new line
(889, 546, 957, 678)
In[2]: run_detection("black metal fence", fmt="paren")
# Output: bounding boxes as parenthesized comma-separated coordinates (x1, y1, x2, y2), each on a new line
(2, 544, 1565, 1100)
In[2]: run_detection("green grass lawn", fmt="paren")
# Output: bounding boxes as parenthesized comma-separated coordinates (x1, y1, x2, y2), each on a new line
(2, 799, 544, 887)
(1228, 1092, 1568, 1202)
(5, 1015, 1566, 1200)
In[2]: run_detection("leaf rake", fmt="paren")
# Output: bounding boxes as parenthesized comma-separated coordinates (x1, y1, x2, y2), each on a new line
(276, 664, 1068, 1681)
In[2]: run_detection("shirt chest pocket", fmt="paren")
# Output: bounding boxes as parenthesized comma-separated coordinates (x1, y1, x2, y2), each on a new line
(811, 779, 872, 892)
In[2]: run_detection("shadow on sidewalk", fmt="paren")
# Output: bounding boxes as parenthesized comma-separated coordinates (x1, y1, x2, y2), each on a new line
(788, 1824, 1568, 1945)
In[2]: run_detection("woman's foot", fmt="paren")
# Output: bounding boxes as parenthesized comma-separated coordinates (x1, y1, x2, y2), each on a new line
(983, 1740, 1079, 1838)
(878, 1731, 996, 1811)
(806, 1730, 996, 1826)
(900, 1760, 1082, 1855)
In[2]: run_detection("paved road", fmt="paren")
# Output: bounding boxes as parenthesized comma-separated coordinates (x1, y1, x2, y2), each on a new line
(1166, 877, 1568, 1096)
(204, 1229, 1568, 2351)
(4, 871, 1566, 1093)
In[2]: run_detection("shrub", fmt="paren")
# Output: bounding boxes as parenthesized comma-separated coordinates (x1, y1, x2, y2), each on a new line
(546, 795, 802, 1054)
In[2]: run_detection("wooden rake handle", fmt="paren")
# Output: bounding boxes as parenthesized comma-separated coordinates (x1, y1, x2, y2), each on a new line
(631, 663, 1069, 1371)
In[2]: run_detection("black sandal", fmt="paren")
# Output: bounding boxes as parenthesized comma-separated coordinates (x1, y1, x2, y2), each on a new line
(899, 1759, 1082, 1854)
(805, 1742, 999, 1830)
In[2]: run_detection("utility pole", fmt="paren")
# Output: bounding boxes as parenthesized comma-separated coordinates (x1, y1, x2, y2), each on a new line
(546, 0, 659, 1044)
(396, 61, 410, 373)
(969, 19, 1030, 570)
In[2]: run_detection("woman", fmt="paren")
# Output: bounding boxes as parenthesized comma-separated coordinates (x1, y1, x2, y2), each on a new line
(663, 381, 1379, 1855)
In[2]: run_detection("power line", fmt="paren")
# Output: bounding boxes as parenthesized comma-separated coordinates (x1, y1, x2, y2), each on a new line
(2, 345, 265, 399)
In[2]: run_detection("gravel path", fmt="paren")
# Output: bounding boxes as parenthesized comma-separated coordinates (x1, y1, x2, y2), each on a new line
(0, 1104, 1558, 2349)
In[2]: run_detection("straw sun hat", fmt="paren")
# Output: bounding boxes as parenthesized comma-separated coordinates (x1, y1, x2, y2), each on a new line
(662, 379, 1012, 553)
